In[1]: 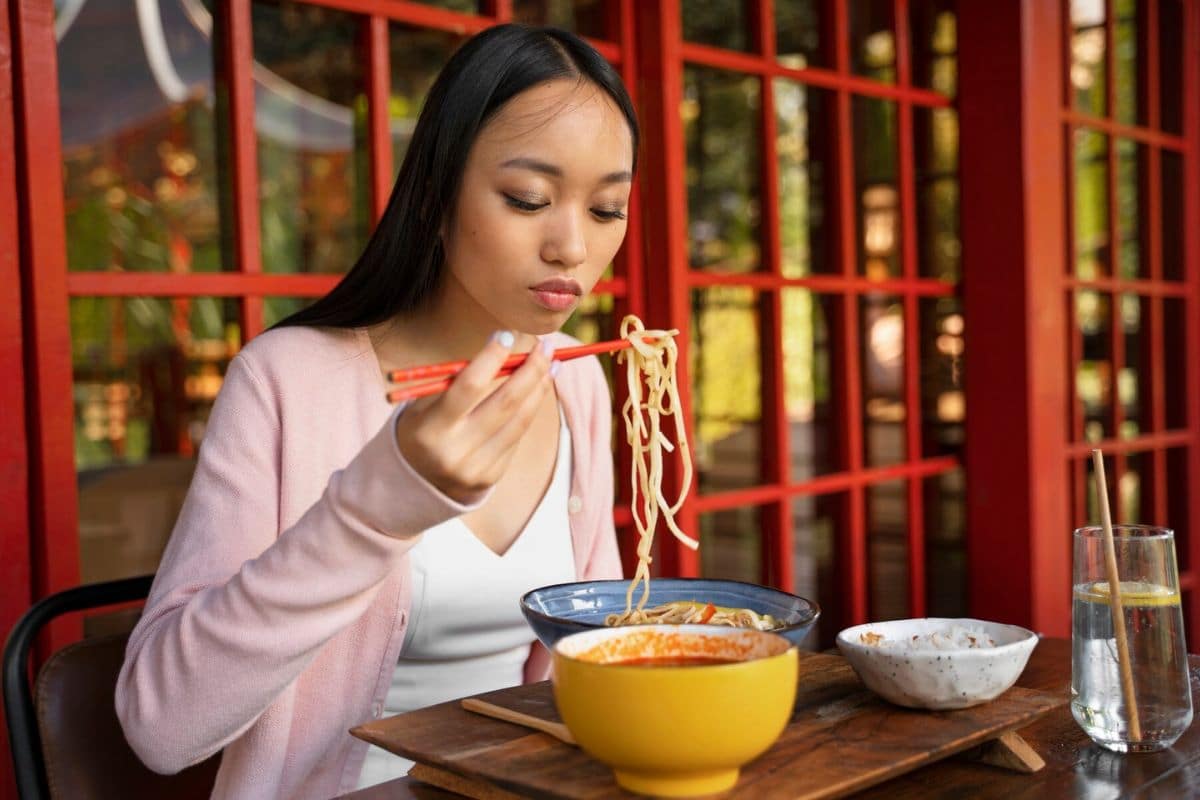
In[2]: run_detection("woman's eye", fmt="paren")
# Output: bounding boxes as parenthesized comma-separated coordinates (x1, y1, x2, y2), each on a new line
(591, 207, 628, 222)
(503, 194, 548, 212)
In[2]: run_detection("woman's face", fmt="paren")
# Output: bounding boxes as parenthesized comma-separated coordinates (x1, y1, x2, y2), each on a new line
(441, 79, 634, 336)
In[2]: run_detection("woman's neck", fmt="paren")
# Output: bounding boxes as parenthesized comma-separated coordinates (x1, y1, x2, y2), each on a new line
(367, 277, 538, 373)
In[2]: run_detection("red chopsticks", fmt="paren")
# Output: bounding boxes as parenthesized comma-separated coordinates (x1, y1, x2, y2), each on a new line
(385, 337, 649, 403)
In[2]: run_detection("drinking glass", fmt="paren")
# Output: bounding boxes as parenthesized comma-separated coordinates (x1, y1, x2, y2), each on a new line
(1072, 525, 1193, 752)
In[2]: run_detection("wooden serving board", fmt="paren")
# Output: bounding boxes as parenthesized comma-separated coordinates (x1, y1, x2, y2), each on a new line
(351, 651, 1065, 799)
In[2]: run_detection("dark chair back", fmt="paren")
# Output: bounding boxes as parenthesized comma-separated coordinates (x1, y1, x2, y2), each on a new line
(3, 576, 219, 799)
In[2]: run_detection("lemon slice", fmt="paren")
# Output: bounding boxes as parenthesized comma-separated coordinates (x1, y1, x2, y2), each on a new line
(1074, 581, 1181, 607)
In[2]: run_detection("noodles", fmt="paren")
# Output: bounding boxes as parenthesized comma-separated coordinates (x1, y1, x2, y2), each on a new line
(611, 600, 780, 632)
(605, 315, 696, 625)
(600, 316, 780, 632)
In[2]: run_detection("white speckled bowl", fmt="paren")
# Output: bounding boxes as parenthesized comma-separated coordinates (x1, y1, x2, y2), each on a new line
(836, 618, 1039, 710)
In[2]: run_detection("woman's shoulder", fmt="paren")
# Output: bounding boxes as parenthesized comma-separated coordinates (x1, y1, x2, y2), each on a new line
(231, 326, 374, 395)
(236, 325, 368, 374)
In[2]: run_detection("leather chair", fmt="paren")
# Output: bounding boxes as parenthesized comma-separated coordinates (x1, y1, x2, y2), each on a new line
(3, 575, 219, 799)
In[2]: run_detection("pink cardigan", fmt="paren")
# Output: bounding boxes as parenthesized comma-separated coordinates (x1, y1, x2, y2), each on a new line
(115, 326, 622, 799)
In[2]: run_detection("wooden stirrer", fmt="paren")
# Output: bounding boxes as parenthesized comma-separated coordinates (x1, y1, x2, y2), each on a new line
(1091, 449, 1142, 742)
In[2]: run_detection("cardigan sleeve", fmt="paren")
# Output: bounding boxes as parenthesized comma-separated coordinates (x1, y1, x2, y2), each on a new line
(115, 352, 486, 774)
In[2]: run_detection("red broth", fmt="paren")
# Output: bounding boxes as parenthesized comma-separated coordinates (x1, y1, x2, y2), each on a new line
(611, 656, 740, 667)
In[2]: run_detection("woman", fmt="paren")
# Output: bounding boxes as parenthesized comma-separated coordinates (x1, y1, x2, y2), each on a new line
(116, 23, 635, 799)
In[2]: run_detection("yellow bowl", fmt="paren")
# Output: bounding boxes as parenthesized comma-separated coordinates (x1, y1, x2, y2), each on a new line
(552, 624, 798, 798)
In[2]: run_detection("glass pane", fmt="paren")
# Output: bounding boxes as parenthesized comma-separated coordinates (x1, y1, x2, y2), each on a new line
(1076, 290, 1114, 441)
(783, 290, 839, 480)
(73, 296, 238, 584)
(853, 98, 899, 278)
(1167, 448, 1190, 571)
(774, 82, 835, 277)
(914, 107, 960, 280)
(1119, 451, 1151, 523)
(1164, 298, 1186, 430)
(263, 296, 314, 329)
(58, 0, 226, 272)
(513, 0, 611, 38)
(909, 0, 956, 96)
(410, 0, 479, 12)
(849, 0, 896, 83)
(684, 67, 762, 274)
(1073, 129, 1110, 278)
(792, 493, 844, 647)
(252, 1, 370, 275)
(1159, 0, 1184, 135)
(563, 293, 617, 407)
(1070, 0, 1107, 116)
(562, 292, 615, 345)
(1073, 458, 1087, 525)
(1082, 452, 1117, 525)
(390, 26, 464, 178)
(776, 0, 825, 69)
(861, 295, 906, 467)
(867, 480, 908, 620)
(924, 469, 965, 617)
(691, 287, 762, 493)
(1162, 150, 1184, 280)
(699, 505, 762, 584)
(682, 0, 752, 52)
(920, 296, 964, 458)
(1113, 0, 1144, 126)
(1115, 139, 1148, 278)
(1119, 293, 1151, 439)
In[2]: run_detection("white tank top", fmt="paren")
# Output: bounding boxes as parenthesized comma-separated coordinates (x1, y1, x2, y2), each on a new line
(355, 410, 576, 789)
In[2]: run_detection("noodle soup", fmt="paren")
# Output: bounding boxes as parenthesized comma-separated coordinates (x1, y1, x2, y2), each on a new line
(612, 656, 739, 666)
(552, 625, 798, 797)
(604, 599, 780, 630)
(521, 577, 820, 648)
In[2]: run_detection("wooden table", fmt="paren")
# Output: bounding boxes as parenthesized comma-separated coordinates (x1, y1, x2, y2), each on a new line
(337, 638, 1200, 799)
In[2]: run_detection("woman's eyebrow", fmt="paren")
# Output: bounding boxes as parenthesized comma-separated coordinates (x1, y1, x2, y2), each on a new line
(500, 157, 632, 184)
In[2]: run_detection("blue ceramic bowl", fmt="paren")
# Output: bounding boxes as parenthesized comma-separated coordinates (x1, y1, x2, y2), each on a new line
(520, 578, 820, 649)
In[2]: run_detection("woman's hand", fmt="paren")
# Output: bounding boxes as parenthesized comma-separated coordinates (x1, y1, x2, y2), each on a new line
(394, 332, 555, 504)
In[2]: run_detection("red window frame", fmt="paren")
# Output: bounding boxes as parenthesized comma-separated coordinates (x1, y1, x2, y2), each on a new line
(9, 0, 1199, 657)
(637, 0, 960, 629)
(1061, 0, 1200, 625)
(960, 0, 1200, 640)
(11, 0, 971, 648)
(10, 0, 646, 651)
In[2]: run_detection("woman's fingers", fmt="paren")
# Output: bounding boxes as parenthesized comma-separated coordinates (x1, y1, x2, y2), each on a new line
(393, 334, 555, 500)
(432, 331, 519, 421)
(467, 338, 554, 428)
(469, 367, 554, 481)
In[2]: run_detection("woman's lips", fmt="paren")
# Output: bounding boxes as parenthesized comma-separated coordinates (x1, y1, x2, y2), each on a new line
(531, 288, 581, 311)
(530, 278, 582, 312)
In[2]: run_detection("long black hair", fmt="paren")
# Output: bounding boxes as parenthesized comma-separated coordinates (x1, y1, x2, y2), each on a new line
(274, 24, 639, 330)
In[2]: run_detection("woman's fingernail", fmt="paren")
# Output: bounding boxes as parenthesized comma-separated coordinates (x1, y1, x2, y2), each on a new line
(540, 339, 555, 357)
(492, 330, 515, 349)
(550, 361, 561, 377)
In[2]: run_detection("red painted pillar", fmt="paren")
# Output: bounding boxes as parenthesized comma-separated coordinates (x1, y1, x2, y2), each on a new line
(10, 0, 80, 633)
(958, 1, 1072, 636)
(1183, 0, 1200, 635)
(0, 2, 32, 795)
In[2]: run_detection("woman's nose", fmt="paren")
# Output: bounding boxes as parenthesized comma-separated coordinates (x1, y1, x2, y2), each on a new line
(541, 208, 588, 268)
